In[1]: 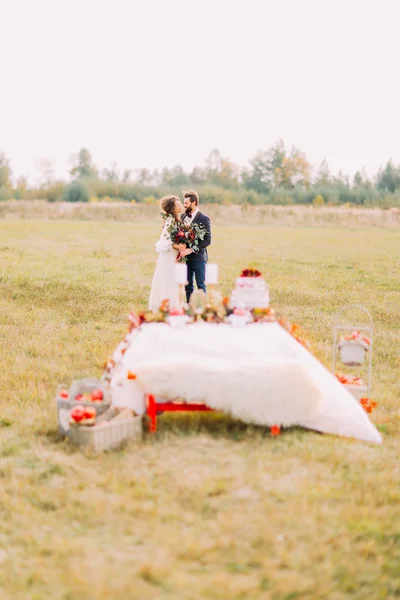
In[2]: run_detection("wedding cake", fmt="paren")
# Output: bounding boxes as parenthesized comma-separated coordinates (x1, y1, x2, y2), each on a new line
(230, 268, 270, 309)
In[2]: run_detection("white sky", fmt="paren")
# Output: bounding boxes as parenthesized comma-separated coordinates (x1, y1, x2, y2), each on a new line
(1, 0, 399, 184)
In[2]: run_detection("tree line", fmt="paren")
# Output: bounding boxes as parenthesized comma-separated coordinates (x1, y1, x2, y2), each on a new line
(1, 142, 400, 207)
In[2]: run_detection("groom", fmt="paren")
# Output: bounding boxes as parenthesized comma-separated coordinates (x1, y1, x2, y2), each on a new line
(179, 190, 211, 302)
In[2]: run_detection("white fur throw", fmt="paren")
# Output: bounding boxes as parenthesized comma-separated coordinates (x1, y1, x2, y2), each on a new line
(134, 355, 322, 427)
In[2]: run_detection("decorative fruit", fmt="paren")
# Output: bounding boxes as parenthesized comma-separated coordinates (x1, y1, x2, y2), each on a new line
(83, 406, 96, 420)
(59, 389, 69, 399)
(91, 389, 104, 402)
(169, 307, 184, 316)
(335, 373, 364, 386)
(75, 394, 83, 401)
(70, 406, 85, 422)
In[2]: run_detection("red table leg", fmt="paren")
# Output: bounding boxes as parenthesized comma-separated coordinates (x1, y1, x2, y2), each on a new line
(147, 394, 157, 432)
(146, 395, 214, 433)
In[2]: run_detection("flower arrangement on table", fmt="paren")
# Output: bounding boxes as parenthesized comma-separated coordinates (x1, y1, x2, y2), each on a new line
(339, 331, 370, 347)
(335, 373, 364, 386)
(164, 217, 207, 263)
(103, 266, 309, 388)
(335, 373, 377, 413)
(240, 268, 262, 278)
(338, 330, 370, 366)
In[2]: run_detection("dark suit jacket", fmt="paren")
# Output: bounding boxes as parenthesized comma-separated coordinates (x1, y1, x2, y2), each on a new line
(185, 210, 211, 262)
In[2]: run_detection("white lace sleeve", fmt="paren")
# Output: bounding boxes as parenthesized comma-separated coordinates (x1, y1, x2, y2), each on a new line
(155, 217, 173, 253)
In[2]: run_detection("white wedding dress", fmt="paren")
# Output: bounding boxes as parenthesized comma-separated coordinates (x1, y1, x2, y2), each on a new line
(149, 216, 179, 310)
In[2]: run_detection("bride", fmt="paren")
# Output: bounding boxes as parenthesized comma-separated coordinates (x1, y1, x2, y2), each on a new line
(149, 195, 185, 310)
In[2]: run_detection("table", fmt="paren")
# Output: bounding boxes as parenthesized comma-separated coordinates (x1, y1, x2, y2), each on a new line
(107, 321, 381, 443)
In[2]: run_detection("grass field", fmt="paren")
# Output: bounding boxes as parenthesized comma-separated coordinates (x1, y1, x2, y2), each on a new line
(0, 218, 400, 599)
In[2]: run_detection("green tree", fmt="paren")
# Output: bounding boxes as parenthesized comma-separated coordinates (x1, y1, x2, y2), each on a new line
(70, 148, 98, 179)
(63, 180, 90, 203)
(0, 152, 12, 200)
(161, 165, 189, 186)
(0, 152, 12, 188)
(283, 147, 311, 188)
(376, 160, 400, 193)
(315, 159, 331, 186)
(203, 149, 240, 188)
(135, 167, 153, 186)
(189, 165, 207, 185)
(102, 162, 119, 182)
(245, 140, 311, 192)
(242, 151, 272, 194)
(122, 169, 132, 182)
(353, 170, 363, 187)
(333, 170, 350, 187)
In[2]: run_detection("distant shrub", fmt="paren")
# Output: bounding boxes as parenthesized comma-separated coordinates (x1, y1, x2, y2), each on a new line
(313, 194, 325, 207)
(63, 180, 90, 203)
(0, 187, 12, 201)
(46, 182, 65, 203)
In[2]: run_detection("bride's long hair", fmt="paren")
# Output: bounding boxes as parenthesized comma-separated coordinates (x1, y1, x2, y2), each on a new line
(160, 195, 181, 221)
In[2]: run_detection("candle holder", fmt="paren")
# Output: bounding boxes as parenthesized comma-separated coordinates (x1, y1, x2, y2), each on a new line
(178, 283, 187, 307)
(205, 264, 219, 287)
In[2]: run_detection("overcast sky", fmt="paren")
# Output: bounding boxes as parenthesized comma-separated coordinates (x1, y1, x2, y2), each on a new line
(1, 0, 399, 183)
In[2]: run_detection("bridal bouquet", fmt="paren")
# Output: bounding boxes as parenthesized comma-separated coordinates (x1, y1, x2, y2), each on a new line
(167, 220, 207, 263)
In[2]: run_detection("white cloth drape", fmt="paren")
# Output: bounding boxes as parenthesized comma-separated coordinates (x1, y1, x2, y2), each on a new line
(110, 322, 382, 444)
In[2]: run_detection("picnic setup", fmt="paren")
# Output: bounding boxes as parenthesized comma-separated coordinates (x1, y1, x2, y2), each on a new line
(55, 265, 381, 451)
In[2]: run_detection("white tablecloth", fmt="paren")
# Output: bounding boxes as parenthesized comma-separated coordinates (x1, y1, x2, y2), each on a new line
(109, 322, 381, 444)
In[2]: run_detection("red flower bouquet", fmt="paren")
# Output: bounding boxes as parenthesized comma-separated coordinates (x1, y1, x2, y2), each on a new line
(240, 268, 262, 278)
(167, 221, 207, 263)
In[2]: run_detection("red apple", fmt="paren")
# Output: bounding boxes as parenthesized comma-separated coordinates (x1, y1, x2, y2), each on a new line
(75, 394, 83, 401)
(169, 307, 184, 316)
(91, 389, 104, 402)
(59, 389, 69, 399)
(71, 406, 85, 422)
(83, 406, 96, 420)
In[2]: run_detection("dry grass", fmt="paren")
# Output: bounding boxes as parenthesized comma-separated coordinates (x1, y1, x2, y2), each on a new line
(0, 219, 400, 599)
(1, 199, 400, 228)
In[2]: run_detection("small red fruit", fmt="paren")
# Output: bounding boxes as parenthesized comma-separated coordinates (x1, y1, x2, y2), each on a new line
(75, 394, 83, 401)
(71, 406, 85, 422)
(91, 389, 104, 402)
(169, 307, 184, 316)
(83, 406, 96, 420)
(59, 389, 69, 399)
